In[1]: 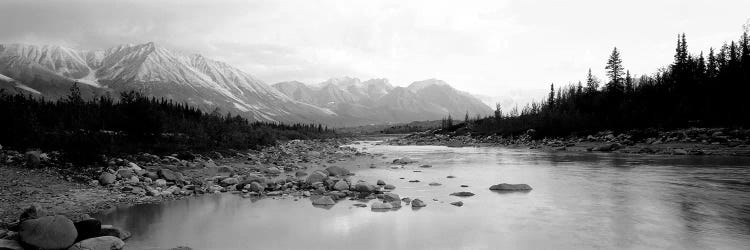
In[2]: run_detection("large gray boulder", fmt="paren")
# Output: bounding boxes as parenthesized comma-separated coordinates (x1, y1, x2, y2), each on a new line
(411, 199, 426, 207)
(383, 193, 400, 203)
(67, 236, 125, 250)
(333, 180, 349, 191)
(19, 215, 77, 249)
(158, 168, 178, 182)
(489, 183, 532, 191)
(353, 182, 376, 193)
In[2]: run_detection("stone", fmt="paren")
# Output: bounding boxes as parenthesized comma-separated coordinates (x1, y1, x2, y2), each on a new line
(325, 166, 350, 176)
(155, 179, 168, 187)
(419, 164, 432, 168)
(19, 215, 77, 249)
(450, 192, 475, 197)
(402, 198, 411, 204)
(450, 201, 464, 207)
(371, 202, 393, 210)
(376, 180, 386, 185)
(295, 171, 308, 177)
(306, 170, 328, 184)
(389, 200, 402, 208)
(74, 219, 101, 242)
(383, 193, 400, 203)
(116, 168, 133, 179)
(127, 162, 142, 170)
(158, 168, 178, 182)
(489, 183, 533, 191)
(67, 236, 125, 250)
(100, 225, 131, 240)
(221, 177, 239, 186)
(408, 180, 420, 183)
(98, 172, 116, 186)
(673, 149, 688, 155)
(265, 166, 282, 175)
(0, 239, 22, 250)
(428, 182, 442, 186)
(333, 180, 349, 191)
(19, 204, 47, 222)
(384, 184, 396, 190)
(130, 186, 146, 195)
(446, 175, 456, 178)
(353, 182, 376, 193)
(217, 165, 234, 173)
(411, 199, 426, 207)
(460, 185, 469, 188)
(247, 182, 265, 192)
(393, 157, 417, 165)
(25, 151, 41, 168)
(312, 196, 335, 206)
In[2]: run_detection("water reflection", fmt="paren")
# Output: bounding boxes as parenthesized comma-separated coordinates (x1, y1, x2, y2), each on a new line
(96, 142, 750, 250)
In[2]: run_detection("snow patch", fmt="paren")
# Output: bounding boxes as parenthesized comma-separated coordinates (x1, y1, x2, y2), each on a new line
(15, 83, 42, 95)
(233, 102, 250, 112)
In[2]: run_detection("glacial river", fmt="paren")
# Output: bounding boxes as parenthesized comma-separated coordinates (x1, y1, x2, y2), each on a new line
(96, 141, 750, 250)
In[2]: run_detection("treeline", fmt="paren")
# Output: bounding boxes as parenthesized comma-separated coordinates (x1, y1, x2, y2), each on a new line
(0, 86, 335, 163)
(458, 31, 750, 137)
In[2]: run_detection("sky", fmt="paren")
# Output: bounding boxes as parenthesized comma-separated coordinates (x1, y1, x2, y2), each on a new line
(1, 0, 748, 101)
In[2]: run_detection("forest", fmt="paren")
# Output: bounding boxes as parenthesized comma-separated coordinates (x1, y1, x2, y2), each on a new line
(0, 88, 335, 163)
(450, 31, 750, 137)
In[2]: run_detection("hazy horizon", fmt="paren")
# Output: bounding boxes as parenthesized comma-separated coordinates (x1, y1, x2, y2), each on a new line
(1, 0, 748, 98)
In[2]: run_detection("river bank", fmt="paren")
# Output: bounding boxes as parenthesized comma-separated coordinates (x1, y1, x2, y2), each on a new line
(0, 138, 388, 249)
(387, 127, 750, 157)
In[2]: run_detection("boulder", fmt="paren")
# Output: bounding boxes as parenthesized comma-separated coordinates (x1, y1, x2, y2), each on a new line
(99, 225, 131, 240)
(371, 202, 393, 210)
(672, 149, 688, 155)
(127, 162, 142, 171)
(74, 219, 101, 242)
(158, 168, 178, 182)
(98, 173, 116, 186)
(333, 181, 349, 191)
(216, 166, 234, 174)
(325, 166, 350, 176)
(393, 157, 417, 165)
(450, 201, 464, 207)
(155, 179, 167, 187)
(305, 170, 328, 184)
(383, 193, 400, 203)
(411, 199, 426, 207)
(246, 182, 264, 192)
(450, 192, 475, 197)
(0, 239, 22, 250)
(19, 215, 77, 249)
(25, 151, 41, 168)
(295, 171, 308, 177)
(116, 169, 133, 179)
(265, 166, 282, 175)
(19, 204, 47, 222)
(353, 182, 376, 193)
(67, 236, 124, 250)
(376, 180, 386, 186)
(419, 164, 432, 168)
(312, 196, 335, 206)
(428, 182, 442, 186)
(389, 200, 402, 208)
(384, 184, 396, 190)
(489, 183, 532, 191)
(220, 177, 239, 186)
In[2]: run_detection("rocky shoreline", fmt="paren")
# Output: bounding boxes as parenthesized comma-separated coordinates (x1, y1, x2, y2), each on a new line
(388, 127, 750, 157)
(0, 138, 394, 249)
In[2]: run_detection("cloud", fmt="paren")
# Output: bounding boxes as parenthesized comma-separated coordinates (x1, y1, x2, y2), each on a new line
(1, 0, 748, 95)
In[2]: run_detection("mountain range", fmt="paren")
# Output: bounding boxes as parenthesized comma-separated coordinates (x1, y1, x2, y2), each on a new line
(0, 42, 492, 126)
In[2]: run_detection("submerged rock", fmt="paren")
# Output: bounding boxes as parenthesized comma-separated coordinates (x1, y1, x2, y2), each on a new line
(428, 182, 441, 186)
(450, 192, 475, 197)
(384, 184, 396, 190)
(489, 183, 532, 191)
(306, 170, 329, 184)
(411, 199, 426, 207)
(450, 201, 464, 207)
(325, 166, 350, 176)
(371, 202, 393, 210)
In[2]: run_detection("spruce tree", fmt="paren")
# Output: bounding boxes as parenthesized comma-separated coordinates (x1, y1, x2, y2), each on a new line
(605, 47, 624, 92)
(585, 68, 599, 92)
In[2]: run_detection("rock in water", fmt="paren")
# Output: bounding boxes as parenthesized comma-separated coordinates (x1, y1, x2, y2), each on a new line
(25, 151, 41, 168)
(419, 164, 432, 168)
(74, 219, 102, 242)
(411, 199, 426, 208)
(100, 225, 131, 240)
(376, 180, 386, 185)
(98, 173, 116, 186)
(312, 196, 335, 206)
(450, 192, 475, 197)
(221, 177, 239, 186)
(354, 182, 376, 193)
(384, 184, 396, 190)
(383, 193, 400, 203)
(450, 201, 464, 207)
(371, 202, 393, 210)
(0, 239, 22, 250)
(68, 236, 125, 250)
(19, 215, 77, 249)
(428, 182, 442, 186)
(325, 166, 350, 176)
(489, 183, 532, 191)
(333, 180, 349, 191)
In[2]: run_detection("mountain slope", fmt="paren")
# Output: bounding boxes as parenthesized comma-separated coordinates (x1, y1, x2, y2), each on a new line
(273, 77, 492, 125)
(0, 43, 337, 123)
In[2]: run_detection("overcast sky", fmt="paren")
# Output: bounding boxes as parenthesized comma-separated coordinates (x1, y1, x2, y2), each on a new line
(1, 0, 748, 98)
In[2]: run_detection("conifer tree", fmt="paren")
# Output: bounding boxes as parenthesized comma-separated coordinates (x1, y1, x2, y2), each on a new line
(605, 47, 624, 92)
(585, 68, 599, 92)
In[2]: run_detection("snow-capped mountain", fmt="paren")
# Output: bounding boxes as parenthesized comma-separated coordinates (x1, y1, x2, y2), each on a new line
(0, 43, 337, 123)
(273, 77, 493, 124)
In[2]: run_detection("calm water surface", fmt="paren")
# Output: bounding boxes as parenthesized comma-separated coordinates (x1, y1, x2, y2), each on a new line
(96, 141, 750, 250)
